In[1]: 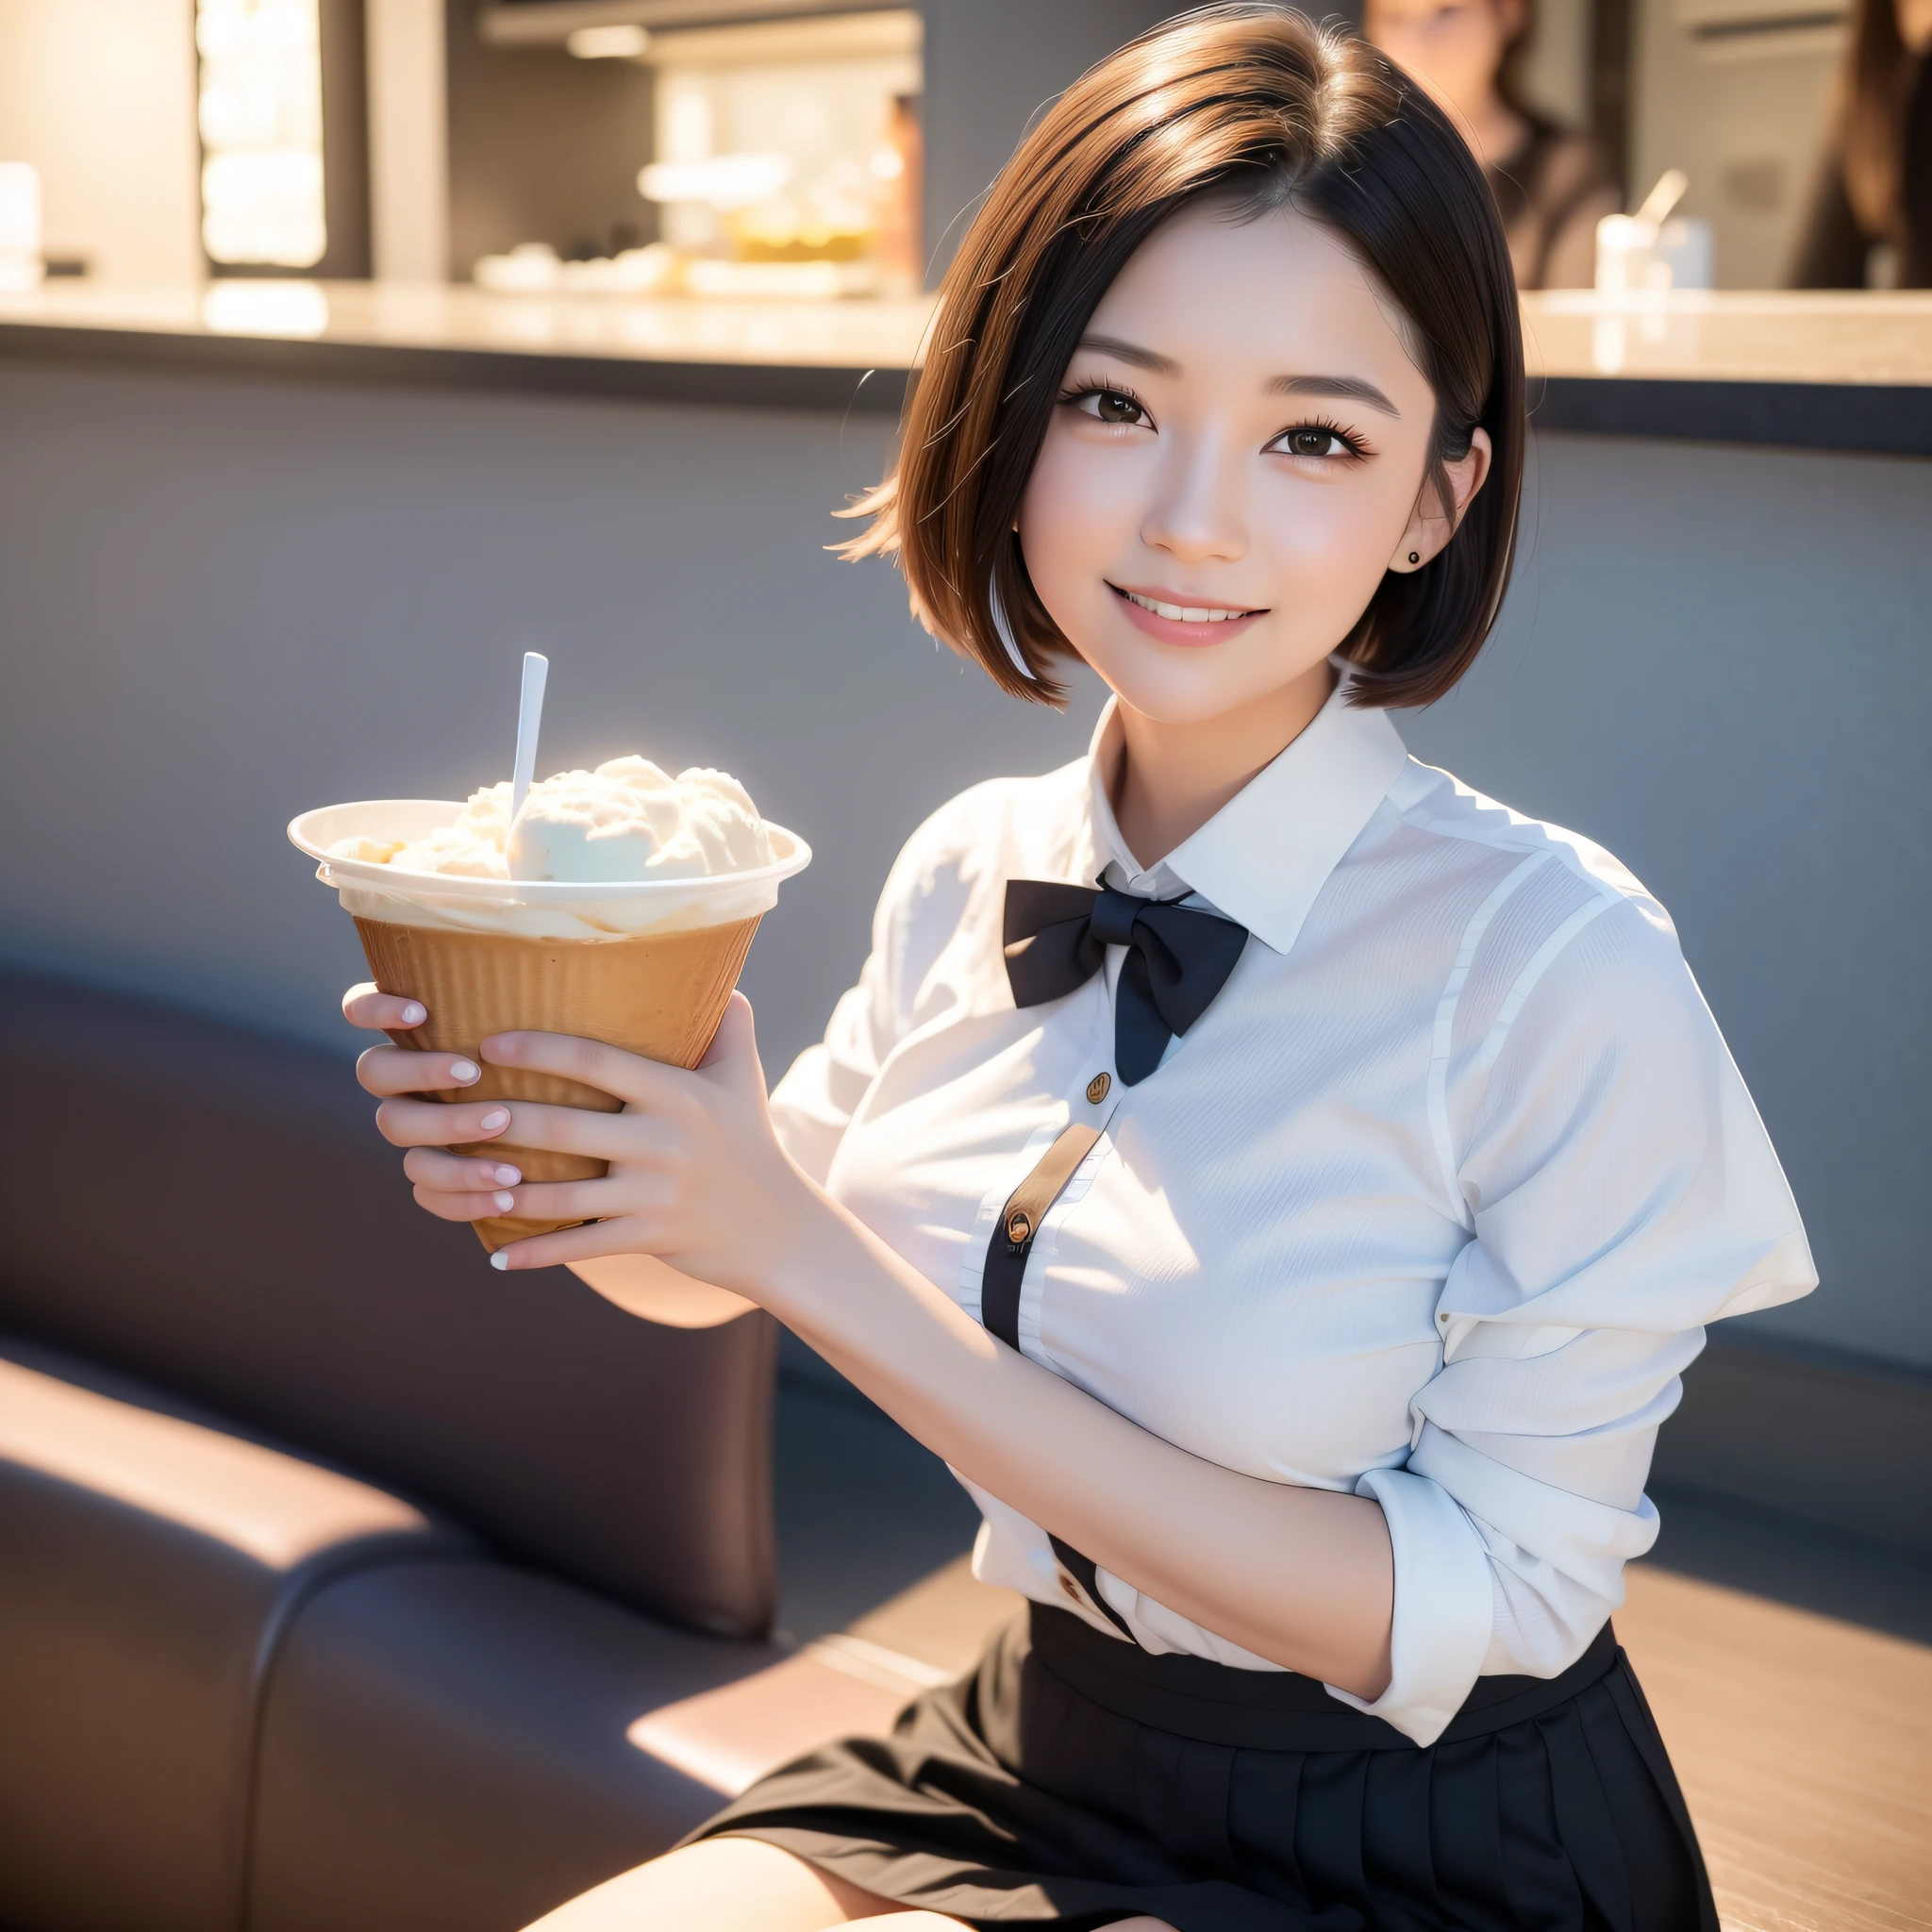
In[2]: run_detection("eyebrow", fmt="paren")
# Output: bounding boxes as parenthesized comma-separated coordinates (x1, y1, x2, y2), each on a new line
(1076, 333, 1179, 375)
(1267, 373, 1401, 416)
(1074, 336, 1402, 418)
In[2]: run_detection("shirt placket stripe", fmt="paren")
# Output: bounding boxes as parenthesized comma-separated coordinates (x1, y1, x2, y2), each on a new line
(980, 1114, 1134, 1641)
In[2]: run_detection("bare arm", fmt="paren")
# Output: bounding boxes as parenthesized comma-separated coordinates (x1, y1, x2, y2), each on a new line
(345, 986, 1393, 1699)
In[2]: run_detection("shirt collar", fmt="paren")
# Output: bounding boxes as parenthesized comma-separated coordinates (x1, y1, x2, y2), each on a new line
(1081, 669, 1410, 958)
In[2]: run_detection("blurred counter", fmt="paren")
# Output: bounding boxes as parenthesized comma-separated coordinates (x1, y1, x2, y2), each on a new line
(0, 280, 934, 414)
(1, 282, 1928, 452)
(1522, 292, 1932, 457)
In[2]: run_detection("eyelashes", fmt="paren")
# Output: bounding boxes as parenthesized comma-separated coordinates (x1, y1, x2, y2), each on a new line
(1056, 379, 1373, 460)
(1264, 416, 1372, 460)
(1058, 379, 1154, 427)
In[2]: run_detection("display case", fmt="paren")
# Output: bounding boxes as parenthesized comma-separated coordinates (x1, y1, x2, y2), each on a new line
(464, 6, 922, 298)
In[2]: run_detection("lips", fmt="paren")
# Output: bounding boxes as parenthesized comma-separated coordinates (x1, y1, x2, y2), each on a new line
(1108, 581, 1267, 648)
(1114, 586, 1263, 623)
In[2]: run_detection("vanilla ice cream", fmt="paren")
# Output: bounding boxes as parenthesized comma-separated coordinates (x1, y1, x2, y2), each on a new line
(332, 757, 774, 885)
(315, 757, 791, 939)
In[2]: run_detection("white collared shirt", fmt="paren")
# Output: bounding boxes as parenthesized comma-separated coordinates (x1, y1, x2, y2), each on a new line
(770, 677, 1816, 1746)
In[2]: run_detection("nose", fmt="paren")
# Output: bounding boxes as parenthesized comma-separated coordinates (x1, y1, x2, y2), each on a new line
(1139, 424, 1248, 565)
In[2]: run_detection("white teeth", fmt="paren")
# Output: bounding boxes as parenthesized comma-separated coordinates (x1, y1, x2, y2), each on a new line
(1122, 589, 1253, 623)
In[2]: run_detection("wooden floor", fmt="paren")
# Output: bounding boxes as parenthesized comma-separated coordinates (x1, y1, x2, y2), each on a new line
(1618, 1565, 1932, 1932)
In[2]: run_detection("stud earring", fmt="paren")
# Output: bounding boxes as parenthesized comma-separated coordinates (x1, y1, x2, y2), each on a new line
(1407, 551, 1421, 565)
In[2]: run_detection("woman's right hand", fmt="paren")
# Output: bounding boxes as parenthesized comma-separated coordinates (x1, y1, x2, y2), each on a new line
(342, 982, 527, 1224)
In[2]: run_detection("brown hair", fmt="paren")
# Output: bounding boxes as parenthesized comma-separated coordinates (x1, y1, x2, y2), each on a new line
(1841, 0, 1914, 239)
(840, 3, 1525, 709)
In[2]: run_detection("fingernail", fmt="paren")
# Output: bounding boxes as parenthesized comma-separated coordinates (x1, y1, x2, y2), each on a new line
(492, 1164, 522, 1186)
(492, 1190, 516, 1212)
(451, 1059, 481, 1084)
(478, 1108, 509, 1131)
(400, 1002, 426, 1025)
(490, 1251, 509, 1271)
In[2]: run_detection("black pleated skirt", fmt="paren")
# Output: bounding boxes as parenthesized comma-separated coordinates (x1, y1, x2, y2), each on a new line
(686, 1604, 1719, 1931)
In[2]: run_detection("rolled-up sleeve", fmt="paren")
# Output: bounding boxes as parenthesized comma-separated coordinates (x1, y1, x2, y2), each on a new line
(1328, 895, 1816, 1744)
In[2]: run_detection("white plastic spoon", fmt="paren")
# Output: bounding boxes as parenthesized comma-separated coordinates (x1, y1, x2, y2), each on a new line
(509, 650, 549, 824)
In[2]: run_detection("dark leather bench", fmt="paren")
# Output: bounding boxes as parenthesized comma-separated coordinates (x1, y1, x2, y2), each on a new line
(0, 970, 928, 1930)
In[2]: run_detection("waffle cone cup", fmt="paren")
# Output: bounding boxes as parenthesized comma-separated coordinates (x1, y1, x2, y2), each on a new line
(354, 915, 760, 1253)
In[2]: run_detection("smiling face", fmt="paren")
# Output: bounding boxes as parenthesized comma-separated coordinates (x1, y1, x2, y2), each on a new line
(1017, 197, 1490, 732)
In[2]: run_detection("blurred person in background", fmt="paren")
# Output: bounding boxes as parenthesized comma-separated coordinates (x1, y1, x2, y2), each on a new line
(1365, 0, 1618, 287)
(1790, 0, 1932, 286)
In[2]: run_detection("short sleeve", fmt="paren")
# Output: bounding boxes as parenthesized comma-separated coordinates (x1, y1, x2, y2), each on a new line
(1331, 895, 1816, 1745)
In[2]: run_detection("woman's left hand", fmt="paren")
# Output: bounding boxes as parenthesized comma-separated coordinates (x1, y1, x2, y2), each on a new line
(400, 992, 821, 1287)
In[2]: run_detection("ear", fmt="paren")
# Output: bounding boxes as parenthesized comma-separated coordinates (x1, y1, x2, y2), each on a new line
(1388, 427, 1493, 574)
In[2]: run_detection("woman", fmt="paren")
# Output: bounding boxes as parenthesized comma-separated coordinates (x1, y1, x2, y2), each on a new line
(348, 9, 1812, 1927)
(1790, 0, 1932, 287)
(1364, 0, 1618, 289)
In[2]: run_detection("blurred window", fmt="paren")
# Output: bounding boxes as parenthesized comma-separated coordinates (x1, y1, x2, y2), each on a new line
(196, 0, 326, 269)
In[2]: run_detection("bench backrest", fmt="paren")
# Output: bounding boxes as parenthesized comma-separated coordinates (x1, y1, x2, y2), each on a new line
(0, 970, 777, 1640)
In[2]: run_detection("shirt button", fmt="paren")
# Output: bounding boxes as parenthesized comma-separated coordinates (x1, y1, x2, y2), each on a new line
(1085, 1072, 1111, 1104)
(1006, 1209, 1033, 1245)
(1058, 1570, 1082, 1602)
(1438, 1311, 1451, 1326)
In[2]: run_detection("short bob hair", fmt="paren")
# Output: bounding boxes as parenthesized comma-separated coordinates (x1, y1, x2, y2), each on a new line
(841, 3, 1525, 710)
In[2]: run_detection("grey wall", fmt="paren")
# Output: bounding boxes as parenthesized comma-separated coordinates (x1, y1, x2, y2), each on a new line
(0, 361, 1924, 1373)
(919, 0, 1184, 277)
(0, 360, 1098, 1093)
(917, 0, 1367, 283)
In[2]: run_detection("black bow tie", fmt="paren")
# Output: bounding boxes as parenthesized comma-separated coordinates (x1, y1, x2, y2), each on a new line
(1003, 879, 1249, 1086)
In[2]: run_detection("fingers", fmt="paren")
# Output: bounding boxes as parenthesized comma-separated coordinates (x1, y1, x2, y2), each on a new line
(344, 982, 429, 1032)
(402, 1147, 523, 1192)
(458, 1101, 675, 1162)
(412, 1181, 523, 1224)
(402, 1147, 543, 1224)
(482, 1031, 697, 1113)
(495, 1175, 644, 1225)
(490, 1217, 645, 1274)
(374, 1093, 673, 1159)
(403, 1155, 624, 1230)
(697, 992, 765, 1091)
(358, 1042, 485, 1099)
(375, 1095, 515, 1148)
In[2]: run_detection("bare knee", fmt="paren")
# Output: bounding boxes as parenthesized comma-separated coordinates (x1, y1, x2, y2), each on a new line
(836, 1918, 1174, 1931)
(521, 1836, 895, 1930)
(833, 1916, 972, 1930)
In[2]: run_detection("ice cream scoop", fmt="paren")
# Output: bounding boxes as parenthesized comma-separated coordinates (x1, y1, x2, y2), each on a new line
(328, 758, 775, 887)
(506, 758, 774, 883)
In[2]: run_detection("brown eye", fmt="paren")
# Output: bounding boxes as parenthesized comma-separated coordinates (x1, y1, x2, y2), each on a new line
(1089, 390, 1145, 425)
(1278, 428, 1345, 458)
